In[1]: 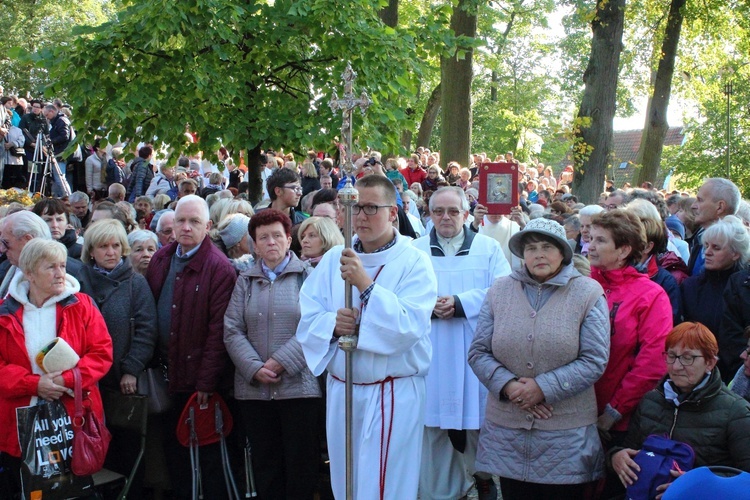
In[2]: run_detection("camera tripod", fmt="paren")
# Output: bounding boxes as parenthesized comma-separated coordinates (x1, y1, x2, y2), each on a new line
(28, 131, 71, 197)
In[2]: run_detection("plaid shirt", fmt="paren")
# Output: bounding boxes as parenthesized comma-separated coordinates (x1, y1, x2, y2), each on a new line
(353, 235, 396, 306)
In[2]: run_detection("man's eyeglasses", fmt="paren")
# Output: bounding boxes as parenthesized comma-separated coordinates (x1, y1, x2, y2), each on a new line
(351, 204, 392, 216)
(663, 352, 703, 366)
(0, 238, 9, 249)
(158, 228, 173, 236)
(431, 208, 461, 217)
(282, 185, 303, 193)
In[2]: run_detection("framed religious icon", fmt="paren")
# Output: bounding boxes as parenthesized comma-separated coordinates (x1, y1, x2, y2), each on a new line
(478, 162, 519, 215)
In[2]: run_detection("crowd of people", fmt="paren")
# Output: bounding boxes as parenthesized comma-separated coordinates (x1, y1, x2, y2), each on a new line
(2, 95, 750, 500)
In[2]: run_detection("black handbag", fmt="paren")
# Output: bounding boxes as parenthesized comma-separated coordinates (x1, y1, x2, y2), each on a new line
(137, 366, 172, 414)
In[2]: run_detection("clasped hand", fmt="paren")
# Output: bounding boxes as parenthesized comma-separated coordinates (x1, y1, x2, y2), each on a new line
(37, 371, 68, 401)
(254, 358, 285, 384)
(433, 295, 455, 319)
(504, 378, 552, 419)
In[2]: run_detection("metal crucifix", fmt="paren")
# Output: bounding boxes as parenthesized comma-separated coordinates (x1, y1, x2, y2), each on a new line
(329, 62, 372, 177)
(328, 61, 371, 500)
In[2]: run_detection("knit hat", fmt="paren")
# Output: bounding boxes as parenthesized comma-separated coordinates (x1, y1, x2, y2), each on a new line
(508, 217, 574, 265)
(665, 215, 685, 240)
(219, 214, 251, 249)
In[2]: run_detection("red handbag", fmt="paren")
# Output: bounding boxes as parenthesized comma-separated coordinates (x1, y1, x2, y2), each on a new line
(71, 367, 112, 476)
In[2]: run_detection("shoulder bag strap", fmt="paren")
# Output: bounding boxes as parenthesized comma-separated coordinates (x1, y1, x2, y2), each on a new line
(73, 367, 84, 423)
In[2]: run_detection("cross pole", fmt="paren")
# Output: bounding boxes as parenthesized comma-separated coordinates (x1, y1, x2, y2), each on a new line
(328, 61, 371, 500)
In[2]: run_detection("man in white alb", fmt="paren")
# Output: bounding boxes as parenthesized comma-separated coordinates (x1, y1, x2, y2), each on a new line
(297, 174, 437, 499)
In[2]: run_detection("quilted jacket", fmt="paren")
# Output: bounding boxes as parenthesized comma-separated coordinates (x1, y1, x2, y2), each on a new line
(223, 253, 320, 400)
(616, 369, 750, 471)
(146, 235, 236, 393)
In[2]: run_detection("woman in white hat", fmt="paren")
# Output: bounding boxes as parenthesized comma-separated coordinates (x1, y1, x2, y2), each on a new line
(468, 217, 610, 498)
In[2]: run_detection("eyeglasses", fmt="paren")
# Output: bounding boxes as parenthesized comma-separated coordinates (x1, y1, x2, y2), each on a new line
(282, 185, 303, 193)
(663, 352, 704, 366)
(431, 208, 461, 217)
(351, 204, 392, 215)
(158, 228, 173, 235)
(0, 237, 9, 249)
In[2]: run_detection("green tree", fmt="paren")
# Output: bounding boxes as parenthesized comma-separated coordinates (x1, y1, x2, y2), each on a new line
(0, 0, 115, 94)
(28, 0, 419, 202)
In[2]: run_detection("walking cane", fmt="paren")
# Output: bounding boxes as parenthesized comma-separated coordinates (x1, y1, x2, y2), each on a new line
(215, 401, 241, 500)
(243, 437, 258, 498)
(188, 406, 204, 500)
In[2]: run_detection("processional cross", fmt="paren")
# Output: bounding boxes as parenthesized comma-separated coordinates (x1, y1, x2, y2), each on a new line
(329, 62, 372, 177)
(328, 61, 371, 500)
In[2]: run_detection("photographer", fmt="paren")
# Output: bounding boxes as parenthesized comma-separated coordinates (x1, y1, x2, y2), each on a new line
(43, 104, 75, 196)
(19, 100, 48, 159)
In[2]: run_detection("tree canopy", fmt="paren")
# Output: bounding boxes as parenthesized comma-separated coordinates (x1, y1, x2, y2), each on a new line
(7, 0, 750, 196)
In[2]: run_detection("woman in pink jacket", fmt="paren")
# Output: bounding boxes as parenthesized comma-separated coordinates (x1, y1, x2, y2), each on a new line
(588, 210, 673, 442)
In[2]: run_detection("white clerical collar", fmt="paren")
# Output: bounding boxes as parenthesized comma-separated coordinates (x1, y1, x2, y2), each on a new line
(437, 229, 465, 257)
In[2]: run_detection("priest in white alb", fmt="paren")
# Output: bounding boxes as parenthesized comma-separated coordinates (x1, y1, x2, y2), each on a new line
(296, 175, 437, 500)
(414, 187, 510, 500)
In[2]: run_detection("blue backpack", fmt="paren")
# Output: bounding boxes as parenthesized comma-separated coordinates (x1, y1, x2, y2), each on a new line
(626, 434, 695, 500)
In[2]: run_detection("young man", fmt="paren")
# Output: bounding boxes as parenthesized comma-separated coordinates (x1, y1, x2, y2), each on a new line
(297, 174, 437, 499)
(265, 167, 308, 225)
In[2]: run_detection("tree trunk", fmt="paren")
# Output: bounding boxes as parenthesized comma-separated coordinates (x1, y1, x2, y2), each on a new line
(416, 82, 441, 149)
(632, 0, 686, 188)
(246, 144, 263, 204)
(401, 129, 413, 152)
(378, 0, 398, 28)
(572, 0, 626, 204)
(440, 0, 477, 171)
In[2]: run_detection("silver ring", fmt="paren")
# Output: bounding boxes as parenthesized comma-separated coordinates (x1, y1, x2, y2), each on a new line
(516, 398, 523, 404)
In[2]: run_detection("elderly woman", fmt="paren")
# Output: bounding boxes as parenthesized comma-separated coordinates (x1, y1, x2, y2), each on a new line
(588, 210, 673, 448)
(78, 219, 158, 493)
(127, 229, 158, 276)
(468, 218, 610, 498)
(223, 209, 321, 499)
(31, 197, 83, 259)
(682, 215, 750, 383)
(611, 323, 750, 497)
(211, 213, 254, 273)
(298, 216, 344, 267)
(0, 239, 113, 496)
(576, 204, 604, 256)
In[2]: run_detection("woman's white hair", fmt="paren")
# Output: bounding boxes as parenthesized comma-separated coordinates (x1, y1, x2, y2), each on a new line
(703, 215, 750, 266)
(625, 198, 661, 224)
(579, 204, 605, 218)
(128, 229, 158, 248)
(19, 238, 67, 275)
